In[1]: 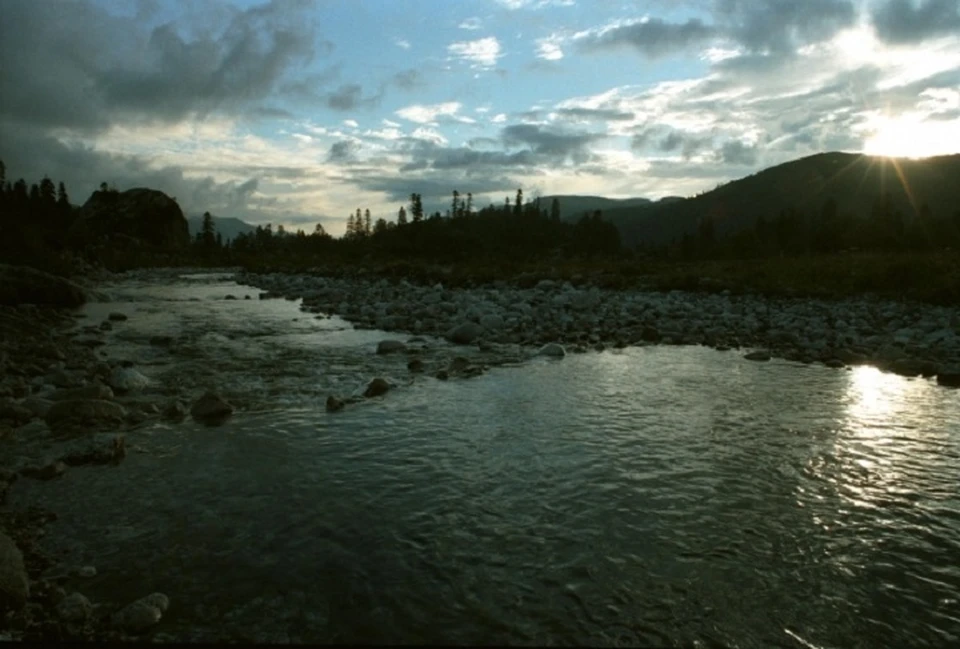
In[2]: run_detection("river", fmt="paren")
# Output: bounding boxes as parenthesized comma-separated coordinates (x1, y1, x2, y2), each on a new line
(8, 270, 960, 647)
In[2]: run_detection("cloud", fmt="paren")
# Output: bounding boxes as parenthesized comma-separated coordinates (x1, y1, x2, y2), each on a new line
(493, 0, 575, 9)
(327, 140, 359, 163)
(501, 123, 604, 160)
(394, 38, 411, 49)
(576, 17, 716, 57)
(448, 36, 503, 67)
(554, 107, 635, 122)
(716, 139, 758, 165)
(325, 84, 382, 111)
(713, 0, 857, 54)
(395, 102, 468, 125)
(459, 17, 483, 30)
(535, 35, 565, 60)
(871, 0, 960, 44)
(392, 69, 425, 91)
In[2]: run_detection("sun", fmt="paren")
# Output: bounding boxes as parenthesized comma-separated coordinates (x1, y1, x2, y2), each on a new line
(862, 112, 960, 159)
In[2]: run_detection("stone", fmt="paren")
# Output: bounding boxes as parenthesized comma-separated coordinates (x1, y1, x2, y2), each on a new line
(937, 370, 960, 388)
(538, 343, 566, 358)
(435, 370, 449, 381)
(56, 592, 93, 623)
(190, 391, 234, 422)
(162, 400, 187, 421)
(45, 399, 126, 432)
(363, 378, 390, 398)
(76, 566, 97, 578)
(108, 367, 149, 393)
(823, 359, 846, 369)
(445, 322, 484, 345)
(325, 396, 345, 412)
(111, 593, 169, 633)
(21, 461, 67, 481)
(108, 312, 128, 322)
(50, 384, 114, 402)
(744, 350, 772, 361)
(376, 340, 407, 355)
(0, 531, 29, 611)
(149, 336, 173, 347)
(61, 435, 125, 466)
(888, 358, 940, 378)
(0, 400, 33, 426)
(0, 264, 87, 308)
(407, 359, 424, 373)
(479, 314, 505, 331)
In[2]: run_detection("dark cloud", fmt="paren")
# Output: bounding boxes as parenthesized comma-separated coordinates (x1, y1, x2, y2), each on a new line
(871, 0, 960, 43)
(0, 0, 320, 131)
(324, 84, 383, 111)
(577, 18, 716, 57)
(555, 107, 635, 121)
(716, 140, 758, 165)
(392, 69, 426, 91)
(631, 126, 713, 158)
(354, 173, 517, 203)
(501, 124, 604, 160)
(326, 140, 360, 163)
(713, 0, 857, 53)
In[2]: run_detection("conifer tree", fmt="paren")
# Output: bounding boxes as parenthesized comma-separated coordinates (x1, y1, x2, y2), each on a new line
(397, 205, 408, 226)
(364, 209, 372, 234)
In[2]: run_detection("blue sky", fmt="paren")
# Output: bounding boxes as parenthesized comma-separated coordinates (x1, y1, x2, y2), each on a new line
(2, 0, 959, 235)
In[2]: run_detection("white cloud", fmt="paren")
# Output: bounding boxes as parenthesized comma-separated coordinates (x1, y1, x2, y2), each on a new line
(394, 38, 411, 49)
(448, 36, 503, 68)
(491, 113, 508, 123)
(494, 0, 575, 9)
(343, 119, 359, 128)
(536, 35, 565, 60)
(395, 102, 465, 125)
(381, 118, 402, 128)
(411, 127, 449, 146)
(459, 17, 482, 30)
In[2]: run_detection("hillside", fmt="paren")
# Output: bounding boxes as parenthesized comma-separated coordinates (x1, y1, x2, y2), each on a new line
(538, 195, 653, 221)
(602, 152, 960, 248)
(187, 214, 256, 242)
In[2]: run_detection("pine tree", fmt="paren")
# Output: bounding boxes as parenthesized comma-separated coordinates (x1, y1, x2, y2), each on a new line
(346, 212, 356, 237)
(29, 183, 40, 204)
(57, 182, 69, 209)
(452, 190, 460, 218)
(465, 192, 473, 216)
(374, 218, 387, 234)
(550, 197, 561, 222)
(201, 211, 216, 250)
(364, 209, 372, 235)
(397, 205, 408, 226)
(514, 189, 523, 215)
(314, 223, 328, 237)
(412, 194, 424, 222)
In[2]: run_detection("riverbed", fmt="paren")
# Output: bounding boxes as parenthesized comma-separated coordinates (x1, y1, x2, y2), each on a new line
(5, 270, 960, 647)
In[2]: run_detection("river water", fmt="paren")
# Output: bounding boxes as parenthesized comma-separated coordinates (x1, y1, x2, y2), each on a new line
(9, 271, 960, 647)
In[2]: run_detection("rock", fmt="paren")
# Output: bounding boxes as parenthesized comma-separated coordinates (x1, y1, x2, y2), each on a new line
(75, 566, 97, 578)
(70, 188, 190, 250)
(224, 295, 237, 300)
(407, 359, 424, 373)
(61, 435, 125, 466)
(0, 400, 33, 426)
(823, 359, 846, 369)
(0, 264, 87, 308)
(325, 396, 345, 412)
(445, 322, 484, 345)
(937, 369, 960, 388)
(376, 340, 407, 355)
(363, 378, 390, 398)
(888, 358, 940, 378)
(744, 350, 772, 361)
(0, 531, 29, 611)
(108, 367, 149, 393)
(50, 384, 114, 402)
(190, 391, 234, 422)
(20, 461, 67, 481)
(162, 400, 187, 421)
(56, 592, 93, 623)
(479, 314, 505, 331)
(45, 399, 126, 432)
(538, 343, 566, 358)
(435, 370, 449, 381)
(149, 336, 173, 347)
(107, 312, 128, 322)
(111, 593, 169, 633)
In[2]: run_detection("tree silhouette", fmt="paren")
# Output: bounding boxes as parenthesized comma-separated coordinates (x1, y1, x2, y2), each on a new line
(550, 197, 561, 222)
(397, 205, 408, 226)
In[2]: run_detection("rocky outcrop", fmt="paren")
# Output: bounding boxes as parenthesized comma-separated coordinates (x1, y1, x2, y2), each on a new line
(0, 531, 29, 612)
(111, 592, 170, 633)
(70, 188, 190, 250)
(0, 264, 87, 308)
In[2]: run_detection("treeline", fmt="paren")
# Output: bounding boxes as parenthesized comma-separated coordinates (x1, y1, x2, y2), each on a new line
(668, 194, 960, 260)
(203, 189, 621, 266)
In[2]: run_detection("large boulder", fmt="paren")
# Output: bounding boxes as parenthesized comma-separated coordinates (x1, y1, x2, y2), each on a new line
(70, 188, 190, 250)
(45, 399, 127, 432)
(0, 531, 29, 612)
(445, 322, 484, 345)
(0, 264, 87, 307)
(190, 391, 234, 423)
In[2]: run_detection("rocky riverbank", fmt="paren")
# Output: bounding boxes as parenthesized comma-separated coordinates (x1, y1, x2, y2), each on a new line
(239, 270, 960, 386)
(0, 267, 179, 642)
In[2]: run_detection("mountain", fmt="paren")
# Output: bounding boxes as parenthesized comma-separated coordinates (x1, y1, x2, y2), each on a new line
(187, 214, 256, 242)
(600, 152, 960, 248)
(537, 195, 653, 221)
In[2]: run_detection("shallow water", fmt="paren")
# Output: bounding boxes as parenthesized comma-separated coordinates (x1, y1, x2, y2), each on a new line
(9, 272, 960, 647)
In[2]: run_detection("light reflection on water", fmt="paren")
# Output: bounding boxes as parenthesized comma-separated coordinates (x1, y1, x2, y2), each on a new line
(6, 273, 960, 647)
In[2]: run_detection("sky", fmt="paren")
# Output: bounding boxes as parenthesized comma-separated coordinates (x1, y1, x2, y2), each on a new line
(1, 0, 959, 236)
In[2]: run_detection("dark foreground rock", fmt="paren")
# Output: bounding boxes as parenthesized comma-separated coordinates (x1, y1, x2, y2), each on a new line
(44, 399, 126, 433)
(0, 265, 87, 308)
(364, 378, 390, 398)
(325, 396, 345, 412)
(0, 531, 30, 612)
(190, 391, 234, 423)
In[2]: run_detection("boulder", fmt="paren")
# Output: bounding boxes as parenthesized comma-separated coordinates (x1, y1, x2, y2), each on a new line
(744, 350, 772, 361)
(888, 358, 939, 378)
(445, 322, 484, 345)
(111, 593, 170, 633)
(70, 188, 190, 250)
(325, 396, 345, 412)
(937, 369, 960, 388)
(56, 592, 93, 623)
(50, 384, 114, 402)
(61, 435, 126, 466)
(407, 359, 424, 373)
(0, 531, 29, 611)
(108, 367, 150, 393)
(479, 314, 505, 331)
(20, 460, 67, 481)
(190, 391, 234, 422)
(45, 399, 126, 432)
(108, 312, 128, 322)
(364, 378, 390, 398)
(376, 340, 407, 355)
(162, 400, 188, 421)
(538, 343, 566, 358)
(0, 264, 87, 308)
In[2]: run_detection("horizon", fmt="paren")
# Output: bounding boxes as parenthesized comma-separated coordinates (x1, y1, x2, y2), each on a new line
(1, 0, 959, 236)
